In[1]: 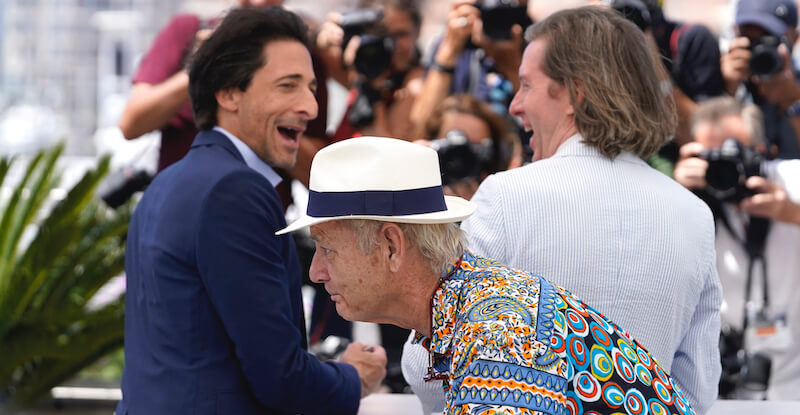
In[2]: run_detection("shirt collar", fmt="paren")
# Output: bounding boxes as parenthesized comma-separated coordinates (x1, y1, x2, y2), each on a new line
(414, 250, 476, 356)
(213, 126, 282, 187)
(552, 133, 644, 164)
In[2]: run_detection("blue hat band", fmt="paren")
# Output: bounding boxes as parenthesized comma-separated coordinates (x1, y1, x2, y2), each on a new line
(307, 186, 447, 218)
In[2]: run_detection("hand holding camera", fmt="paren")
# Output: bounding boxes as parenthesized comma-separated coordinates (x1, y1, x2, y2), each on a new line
(676, 139, 765, 203)
(721, 36, 752, 95)
(316, 13, 346, 57)
(675, 142, 711, 190)
(435, 1, 528, 83)
(722, 35, 800, 110)
(752, 42, 800, 112)
(316, 9, 395, 87)
(435, 1, 481, 66)
(741, 175, 800, 223)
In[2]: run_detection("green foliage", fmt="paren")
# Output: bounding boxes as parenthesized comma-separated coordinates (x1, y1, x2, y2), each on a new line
(0, 144, 132, 409)
(647, 152, 675, 179)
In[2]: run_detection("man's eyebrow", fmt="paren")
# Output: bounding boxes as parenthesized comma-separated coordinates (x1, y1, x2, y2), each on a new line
(275, 74, 317, 86)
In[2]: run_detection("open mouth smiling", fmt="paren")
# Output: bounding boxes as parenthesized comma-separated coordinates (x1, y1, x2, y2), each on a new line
(277, 126, 301, 142)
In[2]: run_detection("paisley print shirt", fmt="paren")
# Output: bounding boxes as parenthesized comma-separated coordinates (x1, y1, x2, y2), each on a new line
(412, 251, 697, 415)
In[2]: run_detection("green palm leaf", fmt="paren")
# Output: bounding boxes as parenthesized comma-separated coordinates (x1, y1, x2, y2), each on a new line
(0, 156, 15, 191)
(0, 146, 132, 408)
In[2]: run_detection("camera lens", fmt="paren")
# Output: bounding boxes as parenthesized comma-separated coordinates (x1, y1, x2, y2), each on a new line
(749, 36, 783, 78)
(353, 35, 394, 80)
(431, 130, 482, 185)
(700, 138, 763, 203)
(479, 0, 532, 41)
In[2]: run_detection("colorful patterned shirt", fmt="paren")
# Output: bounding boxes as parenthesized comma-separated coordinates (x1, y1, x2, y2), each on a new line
(412, 251, 697, 415)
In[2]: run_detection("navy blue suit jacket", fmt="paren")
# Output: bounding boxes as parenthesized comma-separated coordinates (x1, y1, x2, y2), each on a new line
(117, 130, 360, 414)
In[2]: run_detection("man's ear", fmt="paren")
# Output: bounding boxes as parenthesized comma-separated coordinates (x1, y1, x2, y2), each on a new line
(215, 88, 240, 113)
(549, 79, 579, 116)
(568, 79, 583, 116)
(381, 223, 405, 273)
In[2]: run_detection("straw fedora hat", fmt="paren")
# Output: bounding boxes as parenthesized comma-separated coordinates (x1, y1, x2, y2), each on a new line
(276, 136, 476, 235)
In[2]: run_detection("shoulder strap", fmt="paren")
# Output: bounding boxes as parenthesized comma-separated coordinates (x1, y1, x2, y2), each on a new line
(699, 190, 772, 328)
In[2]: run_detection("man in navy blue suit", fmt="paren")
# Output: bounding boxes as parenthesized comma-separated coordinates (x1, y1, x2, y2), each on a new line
(116, 7, 387, 415)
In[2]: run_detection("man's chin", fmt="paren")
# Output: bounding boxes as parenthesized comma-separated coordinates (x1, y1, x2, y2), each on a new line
(333, 303, 357, 322)
(270, 154, 298, 170)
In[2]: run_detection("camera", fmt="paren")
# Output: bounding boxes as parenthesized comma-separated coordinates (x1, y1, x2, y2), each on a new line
(748, 35, 787, 78)
(97, 166, 152, 209)
(477, 0, 532, 41)
(339, 8, 394, 80)
(309, 335, 350, 361)
(698, 138, 764, 203)
(719, 325, 773, 399)
(429, 130, 494, 186)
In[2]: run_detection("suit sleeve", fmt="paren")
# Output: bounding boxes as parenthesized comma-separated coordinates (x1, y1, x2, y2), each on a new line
(195, 171, 360, 415)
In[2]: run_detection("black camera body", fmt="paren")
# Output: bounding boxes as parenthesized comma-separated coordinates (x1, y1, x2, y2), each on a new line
(339, 8, 394, 80)
(477, 0, 532, 41)
(429, 130, 494, 186)
(719, 325, 773, 399)
(748, 35, 788, 78)
(699, 138, 764, 203)
(97, 166, 152, 209)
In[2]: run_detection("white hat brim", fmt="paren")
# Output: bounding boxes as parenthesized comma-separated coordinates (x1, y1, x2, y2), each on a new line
(275, 195, 476, 235)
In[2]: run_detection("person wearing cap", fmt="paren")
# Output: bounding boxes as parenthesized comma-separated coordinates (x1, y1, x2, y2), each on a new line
(721, 0, 800, 159)
(436, 6, 720, 414)
(277, 135, 698, 414)
(117, 7, 386, 415)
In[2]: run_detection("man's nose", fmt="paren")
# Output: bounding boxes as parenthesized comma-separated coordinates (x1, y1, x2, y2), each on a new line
(308, 251, 327, 283)
(509, 90, 523, 117)
(297, 87, 319, 121)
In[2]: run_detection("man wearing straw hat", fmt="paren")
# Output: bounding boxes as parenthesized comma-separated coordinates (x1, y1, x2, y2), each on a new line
(278, 136, 697, 414)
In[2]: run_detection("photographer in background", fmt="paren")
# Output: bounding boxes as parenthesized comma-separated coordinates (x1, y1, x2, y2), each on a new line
(613, 0, 725, 161)
(675, 96, 800, 400)
(721, 0, 800, 159)
(419, 94, 521, 200)
(409, 0, 531, 140)
(316, 0, 424, 140)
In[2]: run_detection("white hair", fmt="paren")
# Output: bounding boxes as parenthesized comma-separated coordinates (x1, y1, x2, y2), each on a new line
(342, 220, 467, 274)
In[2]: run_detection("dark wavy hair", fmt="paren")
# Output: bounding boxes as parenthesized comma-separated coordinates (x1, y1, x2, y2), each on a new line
(188, 7, 310, 131)
(525, 6, 676, 159)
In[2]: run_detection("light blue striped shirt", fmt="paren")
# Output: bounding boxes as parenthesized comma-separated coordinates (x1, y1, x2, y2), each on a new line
(213, 126, 282, 187)
(459, 135, 721, 413)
